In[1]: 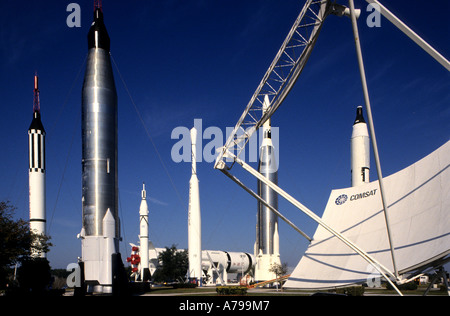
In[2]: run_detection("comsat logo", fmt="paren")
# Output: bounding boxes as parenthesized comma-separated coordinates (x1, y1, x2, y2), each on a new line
(335, 189, 378, 206)
(335, 194, 348, 205)
(350, 189, 377, 201)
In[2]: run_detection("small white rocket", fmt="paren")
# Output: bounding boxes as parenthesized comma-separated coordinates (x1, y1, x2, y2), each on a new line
(139, 183, 150, 281)
(188, 126, 202, 285)
(28, 74, 46, 258)
(351, 106, 370, 187)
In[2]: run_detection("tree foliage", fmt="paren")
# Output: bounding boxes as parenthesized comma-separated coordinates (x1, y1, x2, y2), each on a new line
(152, 245, 188, 283)
(0, 201, 53, 289)
(269, 262, 288, 278)
(0, 201, 32, 267)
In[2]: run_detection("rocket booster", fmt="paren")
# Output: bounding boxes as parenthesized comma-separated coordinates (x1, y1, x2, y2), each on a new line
(79, 4, 119, 294)
(28, 74, 46, 258)
(139, 183, 150, 282)
(351, 106, 370, 187)
(81, 6, 119, 238)
(256, 95, 279, 256)
(188, 127, 202, 285)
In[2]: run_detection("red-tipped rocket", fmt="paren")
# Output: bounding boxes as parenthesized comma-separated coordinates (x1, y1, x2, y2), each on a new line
(28, 74, 46, 258)
(351, 106, 370, 186)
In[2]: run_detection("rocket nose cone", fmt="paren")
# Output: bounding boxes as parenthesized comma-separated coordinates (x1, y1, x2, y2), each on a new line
(87, 8, 110, 51)
(29, 111, 45, 132)
(353, 106, 366, 125)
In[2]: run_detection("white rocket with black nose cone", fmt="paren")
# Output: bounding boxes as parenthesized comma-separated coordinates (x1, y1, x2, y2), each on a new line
(28, 74, 46, 258)
(188, 127, 202, 286)
(351, 106, 370, 187)
(78, 3, 121, 294)
(139, 183, 150, 282)
(255, 95, 280, 282)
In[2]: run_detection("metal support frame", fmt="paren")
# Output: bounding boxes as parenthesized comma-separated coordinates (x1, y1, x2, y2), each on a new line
(205, 251, 225, 286)
(215, 0, 332, 171)
(219, 149, 403, 295)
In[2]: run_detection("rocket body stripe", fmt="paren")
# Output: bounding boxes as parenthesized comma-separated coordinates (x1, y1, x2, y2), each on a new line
(30, 134, 35, 169)
(42, 134, 45, 170)
(37, 135, 42, 169)
(29, 129, 45, 171)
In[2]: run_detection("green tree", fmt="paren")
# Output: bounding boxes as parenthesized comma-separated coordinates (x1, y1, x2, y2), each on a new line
(152, 245, 188, 283)
(0, 201, 52, 289)
(269, 262, 289, 290)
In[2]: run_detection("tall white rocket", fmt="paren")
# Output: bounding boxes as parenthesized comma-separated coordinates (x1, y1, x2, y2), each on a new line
(28, 74, 46, 258)
(255, 95, 280, 282)
(188, 127, 202, 285)
(139, 183, 150, 281)
(78, 4, 120, 294)
(351, 106, 370, 186)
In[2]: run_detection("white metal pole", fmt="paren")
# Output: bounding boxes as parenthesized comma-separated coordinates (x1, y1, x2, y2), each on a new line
(348, 0, 399, 279)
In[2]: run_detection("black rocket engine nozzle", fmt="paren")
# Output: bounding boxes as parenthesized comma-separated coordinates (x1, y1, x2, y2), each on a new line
(87, 7, 110, 51)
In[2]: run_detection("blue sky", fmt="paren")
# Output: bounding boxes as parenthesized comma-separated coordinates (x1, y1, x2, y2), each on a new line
(0, 0, 448, 270)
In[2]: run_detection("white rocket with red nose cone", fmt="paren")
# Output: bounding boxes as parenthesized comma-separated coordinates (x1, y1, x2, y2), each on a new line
(28, 74, 46, 258)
